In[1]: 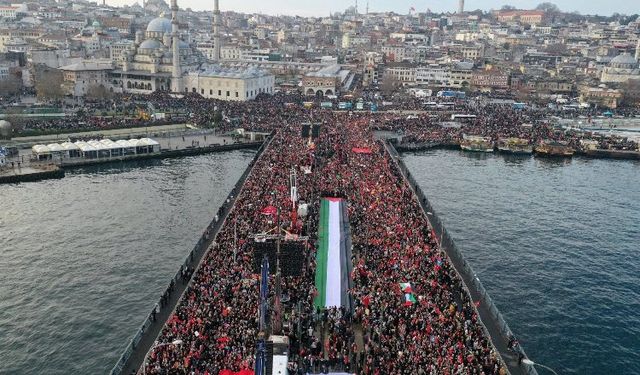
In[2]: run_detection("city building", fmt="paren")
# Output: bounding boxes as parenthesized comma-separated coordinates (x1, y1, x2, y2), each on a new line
(472, 68, 510, 91)
(183, 66, 274, 100)
(59, 59, 113, 97)
(600, 53, 640, 84)
(496, 10, 546, 25)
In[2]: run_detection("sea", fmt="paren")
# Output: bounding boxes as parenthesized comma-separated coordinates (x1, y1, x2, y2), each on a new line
(0, 148, 638, 374)
(0, 150, 255, 375)
(403, 150, 640, 375)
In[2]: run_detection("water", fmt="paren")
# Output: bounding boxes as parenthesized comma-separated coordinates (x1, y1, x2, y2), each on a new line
(0, 150, 255, 375)
(403, 150, 640, 375)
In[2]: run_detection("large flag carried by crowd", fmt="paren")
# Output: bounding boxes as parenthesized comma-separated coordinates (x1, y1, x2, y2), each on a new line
(314, 198, 353, 311)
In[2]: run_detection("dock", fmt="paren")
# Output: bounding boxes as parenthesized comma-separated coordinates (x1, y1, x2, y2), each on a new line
(0, 163, 64, 184)
(0, 131, 263, 184)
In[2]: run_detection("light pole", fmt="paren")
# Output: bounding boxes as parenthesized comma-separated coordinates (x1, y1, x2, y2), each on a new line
(142, 339, 183, 375)
(522, 358, 559, 375)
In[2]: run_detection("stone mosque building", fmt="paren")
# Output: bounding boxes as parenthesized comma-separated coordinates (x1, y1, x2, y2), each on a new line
(60, 0, 274, 100)
(600, 40, 640, 84)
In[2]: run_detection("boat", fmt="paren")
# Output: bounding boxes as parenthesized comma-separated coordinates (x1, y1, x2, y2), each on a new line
(534, 140, 575, 157)
(497, 138, 533, 155)
(460, 135, 494, 152)
(583, 149, 640, 160)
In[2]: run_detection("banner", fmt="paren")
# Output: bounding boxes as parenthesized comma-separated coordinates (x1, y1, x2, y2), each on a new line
(314, 198, 353, 310)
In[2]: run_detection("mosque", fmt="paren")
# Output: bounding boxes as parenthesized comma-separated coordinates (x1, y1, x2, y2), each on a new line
(61, 0, 274, 100)
(600, 41, 640, 84)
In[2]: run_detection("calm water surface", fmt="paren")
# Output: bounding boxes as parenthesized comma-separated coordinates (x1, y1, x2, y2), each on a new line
(0, 150, 254, 374)
(404, 150, 640, 375)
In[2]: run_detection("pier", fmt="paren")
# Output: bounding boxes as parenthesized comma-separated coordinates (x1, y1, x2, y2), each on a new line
(0, 130, 264, 184)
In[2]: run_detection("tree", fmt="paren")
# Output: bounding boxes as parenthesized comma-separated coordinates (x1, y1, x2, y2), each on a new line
(33, 65, 64, 100)
(212, 110, 223, 127)
(380, 74, 399, 97)
(535, 2, 560, 13)
(86, 84, 111, 100)
(0, 75, 22, 98)
(620, 79, 640, 107)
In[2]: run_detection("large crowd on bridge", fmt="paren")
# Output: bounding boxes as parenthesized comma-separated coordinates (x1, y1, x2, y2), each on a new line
(141, 106, 506, 374)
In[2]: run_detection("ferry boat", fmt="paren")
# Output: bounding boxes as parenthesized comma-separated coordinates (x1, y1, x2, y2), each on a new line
(460, 135, 494, 152)
(497, 138, 533, 155)
(534, 140, 575, 157)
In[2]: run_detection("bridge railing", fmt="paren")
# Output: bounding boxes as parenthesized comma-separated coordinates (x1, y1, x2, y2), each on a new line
(109, 133, 274, 375)
(384, 140, 537, 375)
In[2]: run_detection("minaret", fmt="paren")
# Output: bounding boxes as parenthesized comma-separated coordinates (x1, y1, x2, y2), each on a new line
(355, 0, 358, 15)
(458, 0, 464, 13)
(635, 38, 640, 62)
(365, 0, 368, 14)
(213, 0, 221, 61)
(171, 0, 182, 92)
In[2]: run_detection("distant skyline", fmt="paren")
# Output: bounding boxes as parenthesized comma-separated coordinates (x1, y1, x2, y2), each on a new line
(112, 0, 638, 17)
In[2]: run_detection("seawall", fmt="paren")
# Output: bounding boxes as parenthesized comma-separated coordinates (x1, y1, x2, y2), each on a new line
(384, 140, 538, 375)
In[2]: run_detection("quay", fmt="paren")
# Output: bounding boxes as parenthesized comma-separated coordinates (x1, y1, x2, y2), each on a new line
(0, 163, 64, 184)
(0, 130, 264, 184)
(394, 140, 640, 160)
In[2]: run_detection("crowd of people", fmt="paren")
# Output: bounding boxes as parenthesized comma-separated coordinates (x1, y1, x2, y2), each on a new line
(377, 103, 639, 152)
(141, 103, 506, 375)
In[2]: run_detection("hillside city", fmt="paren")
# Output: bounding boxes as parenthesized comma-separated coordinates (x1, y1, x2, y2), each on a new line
(0, 0, 639, 114)
(0, 2, 639, 375)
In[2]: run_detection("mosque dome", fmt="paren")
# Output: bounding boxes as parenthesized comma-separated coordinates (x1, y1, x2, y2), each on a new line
(179, 40, 190, 49)
(138, 39, 163, 55)
(609, 53, 638, 69)
(146, 15, 172, 34)
(92, 20, 101, 28)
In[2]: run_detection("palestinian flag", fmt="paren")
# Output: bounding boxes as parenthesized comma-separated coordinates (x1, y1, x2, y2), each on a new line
(404, 293, 417, 306)
(400, 282, 416, 306)
(314, 198, 353, 311)
(399, 282, 413, 293)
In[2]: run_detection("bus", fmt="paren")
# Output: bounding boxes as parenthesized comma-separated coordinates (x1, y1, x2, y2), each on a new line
(437, 90, 466, 99)
(451, 114, 477, 121)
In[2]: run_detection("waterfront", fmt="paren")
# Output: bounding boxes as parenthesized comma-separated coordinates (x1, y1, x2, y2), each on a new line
(403, 150, 640, 375)
(0, 150, 255, 375)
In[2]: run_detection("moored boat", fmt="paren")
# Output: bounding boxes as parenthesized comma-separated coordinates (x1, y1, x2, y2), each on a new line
(497, 137, 533, 155)
(534, 140, 575, 157)
(461, 135, 494, 152)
